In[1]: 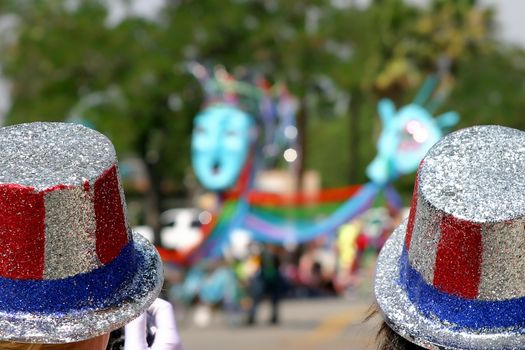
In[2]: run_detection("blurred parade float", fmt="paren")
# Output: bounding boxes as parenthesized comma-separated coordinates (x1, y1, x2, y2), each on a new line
(164, 66, 457, 259)
(147, 65, 459, 324)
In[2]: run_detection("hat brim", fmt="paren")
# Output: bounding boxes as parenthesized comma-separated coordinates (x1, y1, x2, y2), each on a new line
(375, 220, 525, 350)
(0, 232, 163, 344)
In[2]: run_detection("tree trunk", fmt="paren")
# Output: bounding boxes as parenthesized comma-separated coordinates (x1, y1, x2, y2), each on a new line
(349, 89, 361, 184)
(296, 96, 307, 192)
(143, 159, 162, 246)
(138, 129, 163, 247)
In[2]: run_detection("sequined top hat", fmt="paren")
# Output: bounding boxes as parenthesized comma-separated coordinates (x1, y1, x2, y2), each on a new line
(375, 125, 525, 350)
(0, 122, 162, 343)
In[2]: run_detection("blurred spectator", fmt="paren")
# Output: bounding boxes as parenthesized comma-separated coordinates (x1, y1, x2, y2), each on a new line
(246, 244, 285, 325)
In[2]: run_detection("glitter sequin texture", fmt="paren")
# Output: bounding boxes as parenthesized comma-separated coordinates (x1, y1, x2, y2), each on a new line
(0, 122, 163, 343)
(0, 123, 115, 190)
(375, 126, 525, 349)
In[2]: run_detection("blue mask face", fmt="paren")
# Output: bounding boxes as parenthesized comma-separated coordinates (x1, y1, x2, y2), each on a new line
(367, 99, 459, 184)
(192, 105, 253, 191)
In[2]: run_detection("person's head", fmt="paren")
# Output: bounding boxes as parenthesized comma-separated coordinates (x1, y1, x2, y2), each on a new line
(374, 126, 525, 349)
(367, 304, 424, 350)
(0, 334, 109, 350)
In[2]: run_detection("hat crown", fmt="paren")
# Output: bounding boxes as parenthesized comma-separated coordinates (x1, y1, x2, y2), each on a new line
(419, 125, 525, 223)
(405, 125, 525, 303)
(0, 122, 130, 281)
(0, 122, 116, 190)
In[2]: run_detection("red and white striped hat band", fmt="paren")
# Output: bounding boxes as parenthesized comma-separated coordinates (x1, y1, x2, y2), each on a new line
(375, 125, 525, 350)
(0, 122, 162, 344)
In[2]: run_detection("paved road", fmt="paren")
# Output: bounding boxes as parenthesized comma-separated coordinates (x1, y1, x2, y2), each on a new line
(178, 280, 380, 350)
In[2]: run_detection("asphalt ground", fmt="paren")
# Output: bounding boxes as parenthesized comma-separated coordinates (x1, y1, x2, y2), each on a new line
(178, 264, 380, 350)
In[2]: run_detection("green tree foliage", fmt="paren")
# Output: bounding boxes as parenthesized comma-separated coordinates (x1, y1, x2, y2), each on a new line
(1, 0, 523, 223)
(2, 1, 202, 241)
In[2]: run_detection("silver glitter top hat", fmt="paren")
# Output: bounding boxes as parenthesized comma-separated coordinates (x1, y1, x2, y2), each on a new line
(375, 125, 525, 350)
(0, 122, 162, 344)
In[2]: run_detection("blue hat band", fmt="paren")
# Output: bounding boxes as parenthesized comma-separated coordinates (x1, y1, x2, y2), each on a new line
(400, 247, 525, 329)
(0, 241, 138, 314)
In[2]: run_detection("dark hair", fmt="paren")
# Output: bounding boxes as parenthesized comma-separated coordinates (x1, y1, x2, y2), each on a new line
(366, 304, 426, 350)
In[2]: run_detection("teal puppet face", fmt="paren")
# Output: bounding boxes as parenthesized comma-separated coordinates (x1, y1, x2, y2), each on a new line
(366, 99, 458, 185)
(192, 105, 253, 191)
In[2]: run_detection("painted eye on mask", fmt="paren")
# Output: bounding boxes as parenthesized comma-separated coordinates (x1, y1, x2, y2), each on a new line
(398, 120, 429, 153)
(194, 126, 206, 134)
(405, 119, 429, 143)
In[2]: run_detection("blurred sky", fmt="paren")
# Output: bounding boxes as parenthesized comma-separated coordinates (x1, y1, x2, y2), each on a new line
(405, 0, 525, 48)
(480, 0, 525, 48)
(105, 0, 166, 27)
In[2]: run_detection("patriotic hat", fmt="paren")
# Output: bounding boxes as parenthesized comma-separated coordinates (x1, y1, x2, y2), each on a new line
(375, 125, 525, 350)
(0, 122, 162, 343)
